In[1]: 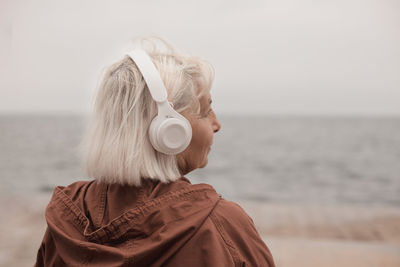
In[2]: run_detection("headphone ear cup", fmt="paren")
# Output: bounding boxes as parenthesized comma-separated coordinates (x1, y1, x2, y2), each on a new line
(149, 115, 192, 155)
(149, 115, 162, 152)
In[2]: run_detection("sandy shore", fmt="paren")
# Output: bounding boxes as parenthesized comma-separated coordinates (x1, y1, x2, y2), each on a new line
(240, 201, 400, 267)
(264, 236, 400, 267)
(240, 201, 400, 242)
(1, 194, 399, 267)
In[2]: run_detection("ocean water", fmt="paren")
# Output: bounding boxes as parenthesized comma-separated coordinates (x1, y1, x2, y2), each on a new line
(0, 114, 399, 206)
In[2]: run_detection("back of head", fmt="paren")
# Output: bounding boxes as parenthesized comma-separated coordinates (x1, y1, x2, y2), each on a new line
(78, 37, 214, 186)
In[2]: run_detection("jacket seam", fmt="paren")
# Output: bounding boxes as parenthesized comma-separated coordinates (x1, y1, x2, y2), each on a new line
(161, 197, 222, 266)
(93, 183, 107, 229)
(50, 184, 217, 243)
(209, 203, 245, 267)
(102, 188, 217, 243)
(51, 188, 88, 232)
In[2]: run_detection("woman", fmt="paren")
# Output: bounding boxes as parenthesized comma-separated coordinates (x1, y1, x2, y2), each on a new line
(35, 38, 275, 267)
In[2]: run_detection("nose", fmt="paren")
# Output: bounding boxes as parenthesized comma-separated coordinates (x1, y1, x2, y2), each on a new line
(212, 112, 221, 133)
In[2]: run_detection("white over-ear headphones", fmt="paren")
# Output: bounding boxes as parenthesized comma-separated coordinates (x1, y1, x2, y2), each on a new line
(127, 49, 192, 155)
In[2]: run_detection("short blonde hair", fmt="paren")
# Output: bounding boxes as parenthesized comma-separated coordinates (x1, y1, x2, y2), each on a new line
(78, 37, 214, 186)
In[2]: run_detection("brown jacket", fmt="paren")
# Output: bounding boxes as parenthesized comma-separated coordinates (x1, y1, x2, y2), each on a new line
(35, 177, 275, 266)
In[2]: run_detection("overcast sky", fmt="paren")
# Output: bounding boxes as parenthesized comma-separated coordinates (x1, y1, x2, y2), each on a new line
(1, 0, 399, 115)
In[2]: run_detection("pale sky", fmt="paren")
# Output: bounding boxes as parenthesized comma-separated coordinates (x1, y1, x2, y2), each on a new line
(1, 0, 399, 115)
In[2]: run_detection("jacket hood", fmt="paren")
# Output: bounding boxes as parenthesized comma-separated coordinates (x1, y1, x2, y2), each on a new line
(44, 177, 220, 266)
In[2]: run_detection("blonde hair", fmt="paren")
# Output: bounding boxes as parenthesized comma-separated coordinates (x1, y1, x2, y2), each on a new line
(78, 37, 214, 186)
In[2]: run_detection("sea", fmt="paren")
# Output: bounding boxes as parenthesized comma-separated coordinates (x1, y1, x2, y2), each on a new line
(1, 114, 399, 207)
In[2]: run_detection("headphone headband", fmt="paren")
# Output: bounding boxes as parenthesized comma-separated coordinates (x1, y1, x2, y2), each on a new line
(127, 49, 167, 103)
(126, 49, 192, 155)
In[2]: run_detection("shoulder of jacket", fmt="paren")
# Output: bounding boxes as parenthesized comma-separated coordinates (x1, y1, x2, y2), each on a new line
(208, 199, 276, 267)
(212, 198, 255, 226)
(206, 199, 253, 264)
(52, 179, 95, 196)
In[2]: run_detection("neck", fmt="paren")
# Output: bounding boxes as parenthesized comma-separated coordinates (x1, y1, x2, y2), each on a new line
(177, 155, 192, 175)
